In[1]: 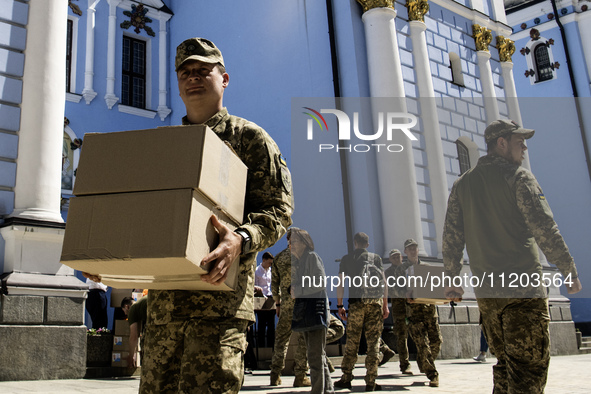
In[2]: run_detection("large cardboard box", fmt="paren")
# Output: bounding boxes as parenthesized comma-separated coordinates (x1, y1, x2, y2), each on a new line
(114, 320, 130, 336)
(61, 189, 240, 290)
(113, 335, 130, 351)
(110, 288, 133, 308)
(407, 264, 449, 305)
(73, 125, 247, 224)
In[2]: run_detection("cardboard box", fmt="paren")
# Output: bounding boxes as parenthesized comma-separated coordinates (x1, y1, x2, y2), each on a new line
(254, 297, 276, 310)
(408, 264, 449, 304)
(61, 189, 239, 291)
(111, 351, 130, 367)
(114, 320, 130, 336)
(73, 125, 247, 224)
(113, 335, 130, 351)
(110, 288, 133, 308)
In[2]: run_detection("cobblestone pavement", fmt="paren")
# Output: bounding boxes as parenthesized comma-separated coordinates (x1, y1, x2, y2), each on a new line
(0, 353, 588, 393)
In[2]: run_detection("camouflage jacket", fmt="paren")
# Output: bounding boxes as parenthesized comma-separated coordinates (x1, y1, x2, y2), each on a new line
(148, 108, 293, 324)
(442, 154, 577, 296)
(384, 260, 413, 299)
(271, 247, 292, 304)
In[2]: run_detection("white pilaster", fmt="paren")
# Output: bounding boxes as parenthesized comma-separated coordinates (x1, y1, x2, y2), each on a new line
(409, 20, 448, 258)
(157, 11, 172, 121)
(577, 11, 591, 87)
(361, 7, 424, 254)
(500, 62, 532, 170)
(10, 0, 68, 223)
(105, 0, 121, 109)
(476, 51, 500, 123)
(82, 0, 100, 104)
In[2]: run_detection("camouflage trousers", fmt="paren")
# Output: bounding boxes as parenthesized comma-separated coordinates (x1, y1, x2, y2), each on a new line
(326, 313, 345, 344)
(270, 297, 308, 376)
(140, 317, 248, 394)
(477, 298, 550, 394)
(340, 302, 383, 385)
(391, 298, 410, 371)
(407, 303, 441, 380)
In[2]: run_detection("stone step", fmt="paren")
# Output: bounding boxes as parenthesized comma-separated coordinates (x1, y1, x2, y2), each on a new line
(578, 348, 591, 354)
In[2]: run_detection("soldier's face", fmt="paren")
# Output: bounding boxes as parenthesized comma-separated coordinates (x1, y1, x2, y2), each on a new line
(499, 134, 527, 165)
(405, 245, 418, 261)
(389, 254, 402, 266)
(177, 60, 228, 109)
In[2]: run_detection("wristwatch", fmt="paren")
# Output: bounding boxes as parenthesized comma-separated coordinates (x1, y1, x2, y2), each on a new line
(235, 229, 252, 255)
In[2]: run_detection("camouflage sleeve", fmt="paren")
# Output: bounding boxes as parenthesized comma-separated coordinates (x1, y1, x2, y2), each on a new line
(515, 170, 578, 278)
(238, 126, 294, 251)
(272, 248, 288, 302)
(442, 180, 465, 277)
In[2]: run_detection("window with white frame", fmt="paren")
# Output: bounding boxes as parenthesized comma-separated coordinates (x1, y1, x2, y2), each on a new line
(455, 136, 480, 175)
(522, 30, 558, 85)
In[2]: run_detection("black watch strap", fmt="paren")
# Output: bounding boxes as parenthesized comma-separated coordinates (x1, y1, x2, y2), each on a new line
(235, 229, 252, 255)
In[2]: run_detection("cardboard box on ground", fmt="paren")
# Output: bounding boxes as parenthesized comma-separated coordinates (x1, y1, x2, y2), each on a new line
(60, 125, 247, 291)
(407, 264, 450, 305)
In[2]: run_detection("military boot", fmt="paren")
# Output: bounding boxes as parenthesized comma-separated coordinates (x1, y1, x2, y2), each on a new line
(270, 372, 282, 386)
(293, 374, 311, 387)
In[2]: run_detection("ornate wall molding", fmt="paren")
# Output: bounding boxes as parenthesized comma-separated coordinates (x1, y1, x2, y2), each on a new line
(496, 36, 516, 62)
(406, 0, 429, 22)
(472, 24, 493, 52)
(356, 0, 395, 13)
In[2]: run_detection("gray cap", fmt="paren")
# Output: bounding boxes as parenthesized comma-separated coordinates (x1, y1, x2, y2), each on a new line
(389, 249, 401, 257)
(403, 239, 418, 249)
(484, 119, 534, 145)
(175, 37, 224, 71)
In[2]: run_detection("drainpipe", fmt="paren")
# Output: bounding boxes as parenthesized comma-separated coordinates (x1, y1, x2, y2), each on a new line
(551, 0, 591, 182)
(326, 0, 354, 253)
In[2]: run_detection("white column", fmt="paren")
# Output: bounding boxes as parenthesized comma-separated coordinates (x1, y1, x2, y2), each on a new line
(409, 20, 448, 258)
(10, 0, 68, 223)
(361, 7, 425, 254)
(577, 11, 591, 87)
(476, 51, 500, 123)
(157, 11, 172, 121)
(82, 0, 100, 104)
(105, 0, 121, 109)
(500, 62, 532, 170)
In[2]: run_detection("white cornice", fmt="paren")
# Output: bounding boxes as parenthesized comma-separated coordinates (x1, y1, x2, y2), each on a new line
(118, 104, 157, 119)
(506, 0, 574, 26)
(510, 12, 577, 41)
(429, 0, 513, 36)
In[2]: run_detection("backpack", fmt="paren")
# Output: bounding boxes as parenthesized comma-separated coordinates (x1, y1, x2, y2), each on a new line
(356, 252, 385, 300)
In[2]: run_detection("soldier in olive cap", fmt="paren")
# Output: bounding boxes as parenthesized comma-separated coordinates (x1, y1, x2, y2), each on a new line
(140, 38, 293, 393)
(443, 119, 582, 393)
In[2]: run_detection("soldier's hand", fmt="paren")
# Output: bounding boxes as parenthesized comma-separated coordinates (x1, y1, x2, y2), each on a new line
(444, 286, 464, 302)
(276, 305, 280, 318)
(382, 304, 390, 319)
(566, 277, 582, 294)
(201, 215, 242, 285)
(338, 307, 347, 321)
(82, 272, 102, 283)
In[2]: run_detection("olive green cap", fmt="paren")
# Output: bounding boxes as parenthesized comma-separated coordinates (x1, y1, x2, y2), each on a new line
(175, 37, 224, 72)
(484, 119, 534, 145)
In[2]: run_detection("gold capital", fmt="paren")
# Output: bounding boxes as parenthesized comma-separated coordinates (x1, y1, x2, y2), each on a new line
(496, 36, 516, 62)
(356, 0, 395, 13)
(406, 0, 429, 22)
(472, 24, 493, 52)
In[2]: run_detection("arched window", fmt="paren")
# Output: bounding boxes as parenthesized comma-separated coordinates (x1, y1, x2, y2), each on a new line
(534, 45, 553, 82)
(456, 140, 471, 175)
(449, 52, 465, 87)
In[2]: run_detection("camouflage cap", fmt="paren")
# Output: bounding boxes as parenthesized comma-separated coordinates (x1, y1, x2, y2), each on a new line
(403, 239, 418, 249)
(484, 119, 534, 145)
(175, 37, 224, 72)
(389, 249, 401, 257)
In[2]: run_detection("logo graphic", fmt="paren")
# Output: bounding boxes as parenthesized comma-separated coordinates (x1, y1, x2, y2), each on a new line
(303, 107, 418, 153)
(303, 107, 329, 135)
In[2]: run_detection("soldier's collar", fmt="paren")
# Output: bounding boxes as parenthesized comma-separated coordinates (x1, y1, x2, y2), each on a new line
(181, 107, 229, 128)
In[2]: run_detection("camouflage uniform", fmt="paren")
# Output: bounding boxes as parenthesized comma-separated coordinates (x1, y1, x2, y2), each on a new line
(338, 249, 384, 386)
(140, 109, 293, 394)
(443, 154, 579, 393)
(385, 261, 413, 371)
(270, 247, 308, 378)
(326, 313, 344, 344)
(406, 302, 441, 380)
